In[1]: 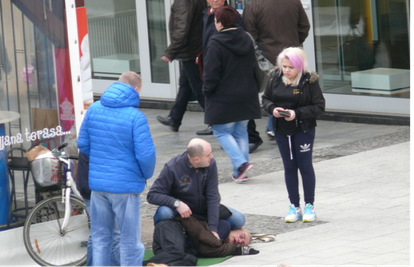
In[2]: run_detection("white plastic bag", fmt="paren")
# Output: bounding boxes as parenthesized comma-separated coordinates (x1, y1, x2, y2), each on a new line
(31, 151, 59, 187)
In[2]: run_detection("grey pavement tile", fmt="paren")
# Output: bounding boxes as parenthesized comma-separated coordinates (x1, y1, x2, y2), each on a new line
(354, 252, 410, 266)
(315, 250, 378, 265)
(346, 235, 408, 251)
(7, 107, 411, 266)
(390, 228, 411, 239)
(297, 236, 356, 251)
(358, 242, 410, 255)
(244, 214, 326, 238)
(217, 256, 268, 266)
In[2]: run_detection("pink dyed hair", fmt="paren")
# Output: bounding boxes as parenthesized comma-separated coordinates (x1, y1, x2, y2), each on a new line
(277, 47, 310, 86)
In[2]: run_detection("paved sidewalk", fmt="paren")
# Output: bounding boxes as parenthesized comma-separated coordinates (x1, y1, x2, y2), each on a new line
(3, 107, 410, 266)
(216, 141, 410, 266)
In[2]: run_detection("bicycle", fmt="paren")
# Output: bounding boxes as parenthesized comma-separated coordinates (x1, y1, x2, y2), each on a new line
(23, 143, 89, 266)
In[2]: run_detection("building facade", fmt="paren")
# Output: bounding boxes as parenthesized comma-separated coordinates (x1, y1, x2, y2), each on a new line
(0, 0, 410, 144)
(86, 0, 410, 116)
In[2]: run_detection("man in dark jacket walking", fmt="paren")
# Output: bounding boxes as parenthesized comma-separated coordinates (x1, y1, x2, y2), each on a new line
(156, 0, 213, 135)
(243, 0, 310, 64)
(243, 0, 310, 140)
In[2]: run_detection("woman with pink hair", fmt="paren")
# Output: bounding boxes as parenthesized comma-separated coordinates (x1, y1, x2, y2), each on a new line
(262, 47, 325, 223)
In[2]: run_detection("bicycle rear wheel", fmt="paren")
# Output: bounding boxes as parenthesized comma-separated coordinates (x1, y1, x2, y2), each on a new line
(23, 195, 89, 266)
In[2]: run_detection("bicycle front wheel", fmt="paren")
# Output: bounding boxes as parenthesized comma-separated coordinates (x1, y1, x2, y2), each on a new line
(23, 195, 89, 266)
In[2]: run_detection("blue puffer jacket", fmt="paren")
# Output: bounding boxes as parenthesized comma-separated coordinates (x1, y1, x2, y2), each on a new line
(77, 82, 156, 194)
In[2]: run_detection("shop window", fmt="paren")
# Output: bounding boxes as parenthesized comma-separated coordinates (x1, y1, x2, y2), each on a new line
(313, 0, 410, 98)
(86, 0, 140, 79)
(0, 0, 79, 149)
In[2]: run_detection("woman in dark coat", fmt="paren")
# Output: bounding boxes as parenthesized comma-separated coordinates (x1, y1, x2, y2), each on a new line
(202, 6, 261, 182)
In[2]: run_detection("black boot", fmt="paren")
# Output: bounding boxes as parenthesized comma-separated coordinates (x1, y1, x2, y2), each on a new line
(156, 116, 179, 132)
(196, 125, 213, 135)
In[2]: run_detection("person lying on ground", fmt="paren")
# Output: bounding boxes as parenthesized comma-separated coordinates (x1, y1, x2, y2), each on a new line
(143, 215, 259, 266)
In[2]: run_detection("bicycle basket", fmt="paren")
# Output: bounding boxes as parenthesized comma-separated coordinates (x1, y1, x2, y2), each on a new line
(30, 152, 60, 187)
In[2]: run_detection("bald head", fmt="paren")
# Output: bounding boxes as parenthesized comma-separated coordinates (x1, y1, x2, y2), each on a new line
(187, 138, 213, 168)
(118, 71, 142, 92)
(187, 138, 209, 157)
(225, 228, 252, 247)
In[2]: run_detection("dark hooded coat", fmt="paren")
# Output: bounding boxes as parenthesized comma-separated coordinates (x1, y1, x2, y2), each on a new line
(202, 27, 261, 125)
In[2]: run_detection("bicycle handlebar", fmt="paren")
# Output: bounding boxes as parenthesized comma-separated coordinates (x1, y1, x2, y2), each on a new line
(51, 143, 79, 160)
(57, 143, 68, 151)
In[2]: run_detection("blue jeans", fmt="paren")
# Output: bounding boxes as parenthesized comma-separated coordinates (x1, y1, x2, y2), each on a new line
(153, 205, 245, 230)
(267, 115, 274, 134)
(90, 191, 143, 266)
(212, 121, 249, 177)
(84, 199, 120, 266)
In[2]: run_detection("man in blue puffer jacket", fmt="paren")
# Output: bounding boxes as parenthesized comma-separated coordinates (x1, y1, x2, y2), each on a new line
(77, 71, 156, 266)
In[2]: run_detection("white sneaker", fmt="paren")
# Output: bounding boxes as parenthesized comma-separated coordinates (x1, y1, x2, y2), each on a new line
(285, 204, 302, 223)
(303, 203, 316, 222)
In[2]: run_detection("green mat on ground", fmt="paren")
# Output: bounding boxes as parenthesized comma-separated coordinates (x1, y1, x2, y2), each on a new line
(144, 250, 232, 266)
(82, 250, 231, 266)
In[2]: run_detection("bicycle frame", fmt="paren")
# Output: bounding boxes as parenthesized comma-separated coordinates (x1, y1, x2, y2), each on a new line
(57, 154, 82, 232)
(23, 143, 89, 266)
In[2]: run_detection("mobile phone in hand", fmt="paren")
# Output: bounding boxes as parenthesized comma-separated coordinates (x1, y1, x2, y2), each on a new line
(278, 110, 291, 118)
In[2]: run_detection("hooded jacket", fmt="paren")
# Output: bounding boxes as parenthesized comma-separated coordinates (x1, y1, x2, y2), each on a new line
(262, 68, 325, 133)
(202, 5, 244, 52)
(202, 27, 261, 125)
(164, 0, 207, 61)
(77, 82, 156, 194)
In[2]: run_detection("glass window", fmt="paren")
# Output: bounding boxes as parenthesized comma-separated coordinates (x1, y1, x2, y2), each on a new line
(147, 0, 169, 84)
(1, 0, 63, 150)
(86, 0, 140, 79)
(0, 0, 82, 181)
(313, 0, 410, 98)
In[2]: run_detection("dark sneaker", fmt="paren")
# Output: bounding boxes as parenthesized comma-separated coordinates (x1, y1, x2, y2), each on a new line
(248, 139, 263, 153)
(156, 115, 179, 132)
(196, 125, 213, 135)
(235, 246, 260, 255)
(235, 162, 253, 180)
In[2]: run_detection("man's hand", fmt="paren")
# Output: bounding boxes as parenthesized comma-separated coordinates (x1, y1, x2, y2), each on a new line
(176, 202, 192, 218)
(161, 56, 171, 62)
(211, 231, 220, 239)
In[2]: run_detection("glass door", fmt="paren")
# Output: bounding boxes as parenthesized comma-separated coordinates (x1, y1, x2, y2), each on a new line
(86, 0, 178, 99)
(311, 0, 410, 114)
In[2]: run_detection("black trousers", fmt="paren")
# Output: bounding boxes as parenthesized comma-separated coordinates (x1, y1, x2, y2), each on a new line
(169, 60, 205, 127)
(248, 119, 262, 144)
